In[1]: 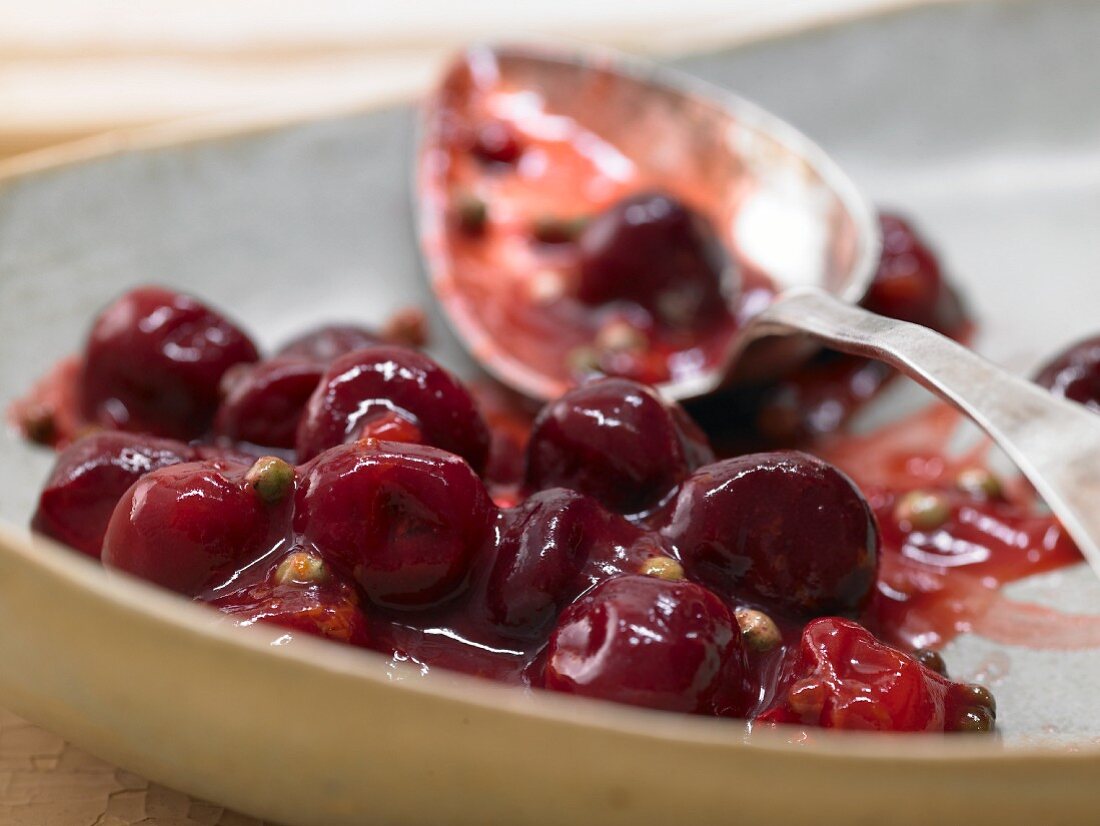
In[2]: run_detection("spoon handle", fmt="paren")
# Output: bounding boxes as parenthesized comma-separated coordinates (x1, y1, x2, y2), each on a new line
(753, 287, 1100, 575)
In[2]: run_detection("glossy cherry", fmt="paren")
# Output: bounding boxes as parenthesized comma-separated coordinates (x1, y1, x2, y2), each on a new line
(1034, 334, 1100, 413)
(470, 121, 523, 165)
(576, 191, 733, 329)
(79, 286, 259, 440)
(524, 377, 714, 515)
(277, 324, 386, 363)
(757, 618, 969, 732)
(31, 431, 197, 558)
(486, 488, 612, 638)
(294, 440, 496, 610)
(102, 459, 283, 595)
(214, 357, 326, 449)
(862, 213, 946, 330)
(544, 574, 744, 713)
(662, 451, 879, 617)
(295, 346, 491, 473)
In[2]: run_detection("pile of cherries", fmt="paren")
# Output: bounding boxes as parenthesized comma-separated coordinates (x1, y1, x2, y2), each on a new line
(22, 207, 1038, 734)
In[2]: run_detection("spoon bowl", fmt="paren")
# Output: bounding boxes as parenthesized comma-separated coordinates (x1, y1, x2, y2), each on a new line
(417, 42, 881, 401)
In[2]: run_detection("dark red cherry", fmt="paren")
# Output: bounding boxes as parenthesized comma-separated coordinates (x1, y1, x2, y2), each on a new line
(756, 618, 962, 732)
(863, 213, 945, 329)
(1034, 335, 1100, 413)
(213, 357, 325, 449)
(295, 441, 495, 609)
(471, 121, 522, 165)
(276, 324, 385, 363)
(102, 459, 283, 595)
(487, 488, 612, 638)
(79, 286, 260, 440)
(576, 191, 733, 329)
(524, 377, 714, 515)
(295, 346, 491, 473)
(544, 574, 744, 714)
(208, 550, 370, 647)
(31, 431, 197, 558)
(661, 451, 878, 617)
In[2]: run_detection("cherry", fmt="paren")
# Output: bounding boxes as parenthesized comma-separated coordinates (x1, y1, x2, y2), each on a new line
(277, 324, 385, 363)
(757, 618, 966, 732)
(208, 550, 371, 647)
(295, 346, 491, 474)
(31, 431, 197, 558)
(1034, 334, 1100, 413)
(294, 440, 496, 610)
(524, 377, 714, 516)
(486, 488, 612, 638)
(863, 213, 946, 330)
(470, 121, 523, 165)
(79, 286, 259, 440)
(544, 574, 744, 714)
(576, 191, 733, 329)
(213, 357, 326, 449)
(102, 459, 285, 595)
(661, 451, 878, 617)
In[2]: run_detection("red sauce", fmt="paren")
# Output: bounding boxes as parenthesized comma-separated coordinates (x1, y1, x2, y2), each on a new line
(819, 404, 1092, 650)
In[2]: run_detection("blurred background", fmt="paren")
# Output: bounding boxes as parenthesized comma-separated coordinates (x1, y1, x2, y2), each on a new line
(1, 0, 931, 164)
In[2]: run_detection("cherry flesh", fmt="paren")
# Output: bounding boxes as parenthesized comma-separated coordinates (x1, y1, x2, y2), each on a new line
(295, 346, 491, 474)
(544, 573, 745, 714)
(79, 286, 259, 440)
(31, 431, 198, 558)
(576, 191, 734, 330)
(756, 617, 991, 732)
(661, 451, 879, 618)
(209, 550, 371, 647)
(524, 377, 714, 516)
(294, 440, 496, 610)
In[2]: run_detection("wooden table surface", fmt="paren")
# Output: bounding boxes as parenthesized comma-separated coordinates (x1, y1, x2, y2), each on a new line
(0, 1, 930, 821)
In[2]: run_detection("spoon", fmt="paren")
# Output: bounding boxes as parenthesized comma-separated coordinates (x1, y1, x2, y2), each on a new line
(417, 43, 1100, 578)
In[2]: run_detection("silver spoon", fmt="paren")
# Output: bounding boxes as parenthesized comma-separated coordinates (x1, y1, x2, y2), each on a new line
(417, 43, 1100, 577)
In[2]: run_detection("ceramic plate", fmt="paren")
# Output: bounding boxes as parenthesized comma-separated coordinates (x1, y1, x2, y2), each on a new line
(1, 1, 1099, 823)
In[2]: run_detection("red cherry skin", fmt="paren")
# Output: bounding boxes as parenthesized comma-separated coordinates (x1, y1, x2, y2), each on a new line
(524, 377, 714, 516)
(295, 441, 495, 609)
(295, 346, 490, 474)
(576, 191, 733, 329)
(487, 488, 613, 638)
(863, 213, 945, 329)
(102, 460, 279, 595)
(277, 324, 385, 363)
(31, 431, 197, 558)
(544, 574, 745, 714)
(79, 286, 259, 439)
(661, 451, 879, 617)
(1034, 334, 1100, 413)
(214, 357, 326, 449)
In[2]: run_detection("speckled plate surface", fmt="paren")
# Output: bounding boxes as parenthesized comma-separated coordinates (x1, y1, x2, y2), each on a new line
(1, 1, 1099, 823)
